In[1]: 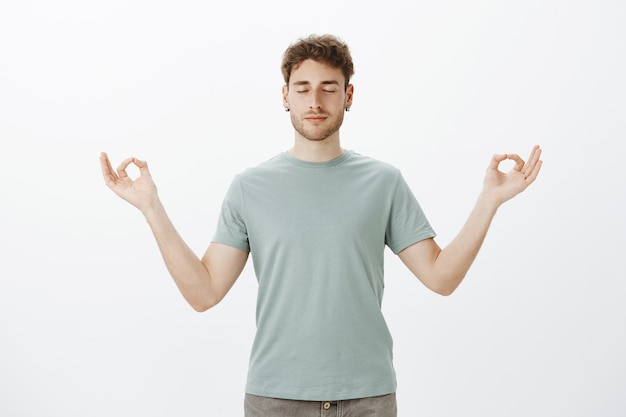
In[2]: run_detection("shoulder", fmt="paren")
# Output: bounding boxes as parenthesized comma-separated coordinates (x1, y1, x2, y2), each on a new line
(345, 151, 402, 179)
(234, 153, 289, 181)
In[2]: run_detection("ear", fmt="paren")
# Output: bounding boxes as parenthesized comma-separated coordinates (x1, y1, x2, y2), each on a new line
(345, 84, 354, 108)
(282, 85, 289, 109)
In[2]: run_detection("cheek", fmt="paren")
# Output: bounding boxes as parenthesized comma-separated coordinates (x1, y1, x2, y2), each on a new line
(287, 93, 305, 106)
(331, 93, 347, 105)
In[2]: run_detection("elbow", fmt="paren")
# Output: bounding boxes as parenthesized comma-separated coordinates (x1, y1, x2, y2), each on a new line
(434, 286, 456, 297)
(428, 273, 465, 296)
(189, 295, 221, 313)
(191, 303, 211, 313)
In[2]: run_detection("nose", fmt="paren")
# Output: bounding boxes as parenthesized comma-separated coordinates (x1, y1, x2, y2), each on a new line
(309, 89, 323, 109)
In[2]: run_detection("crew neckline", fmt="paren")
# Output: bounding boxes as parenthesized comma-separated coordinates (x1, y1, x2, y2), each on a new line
(282, 150, 353, 168)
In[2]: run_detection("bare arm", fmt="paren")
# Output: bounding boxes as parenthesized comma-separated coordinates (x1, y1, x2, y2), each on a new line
(399, 145, 543, 295)
(99, 152, 248, 311)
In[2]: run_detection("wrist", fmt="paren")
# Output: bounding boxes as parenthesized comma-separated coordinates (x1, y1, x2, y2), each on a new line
(141, 197, 165, 222)
(476, 189, 501, 215)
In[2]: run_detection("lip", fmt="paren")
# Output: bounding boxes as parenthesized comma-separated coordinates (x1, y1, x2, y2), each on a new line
(304, 115, 328, 122)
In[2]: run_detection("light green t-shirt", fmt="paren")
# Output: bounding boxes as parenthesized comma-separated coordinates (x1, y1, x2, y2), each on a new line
(212, 150, 435, 401)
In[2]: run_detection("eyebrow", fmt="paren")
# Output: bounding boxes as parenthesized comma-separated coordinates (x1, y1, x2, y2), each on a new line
(292, 80, 340, 86)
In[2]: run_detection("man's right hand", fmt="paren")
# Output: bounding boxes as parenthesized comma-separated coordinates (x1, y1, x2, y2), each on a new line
(99, 152, 159, 213)
(99, 152, 248, 311)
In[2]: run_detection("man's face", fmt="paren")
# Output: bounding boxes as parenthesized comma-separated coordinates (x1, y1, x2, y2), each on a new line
(283, 59, 354, 142)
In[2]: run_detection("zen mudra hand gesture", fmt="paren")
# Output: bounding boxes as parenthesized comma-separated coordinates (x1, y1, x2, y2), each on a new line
(482, 145, 543, 206)
(99, 153, 160, 213)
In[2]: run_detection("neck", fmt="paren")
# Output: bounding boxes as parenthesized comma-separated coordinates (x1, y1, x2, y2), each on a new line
(288, 132, 344, 162)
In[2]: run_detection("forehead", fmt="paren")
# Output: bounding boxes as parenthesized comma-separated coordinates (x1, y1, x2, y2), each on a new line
(289, 59, 345, 85)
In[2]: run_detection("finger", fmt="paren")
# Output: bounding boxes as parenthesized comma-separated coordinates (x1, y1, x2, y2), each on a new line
(116, 157, 135, 179)
(522, 145, 542, 177)
(525, 157, 543, 184)
(506, 154, 525, 171)
(99, 152, 118, 184)
(488, 153, 507, 171)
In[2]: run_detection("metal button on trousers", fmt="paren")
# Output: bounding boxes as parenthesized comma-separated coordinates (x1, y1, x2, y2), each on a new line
(321, 401, 336, 415)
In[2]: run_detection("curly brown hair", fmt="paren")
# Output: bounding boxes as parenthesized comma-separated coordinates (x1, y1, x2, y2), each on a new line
(281, 34, 354, 90)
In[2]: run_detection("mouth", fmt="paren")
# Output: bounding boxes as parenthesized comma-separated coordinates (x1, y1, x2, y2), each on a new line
(304, 114, 328, 122)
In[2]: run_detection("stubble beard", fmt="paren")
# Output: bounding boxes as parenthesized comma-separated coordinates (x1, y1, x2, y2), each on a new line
(291, 110, 345, 142)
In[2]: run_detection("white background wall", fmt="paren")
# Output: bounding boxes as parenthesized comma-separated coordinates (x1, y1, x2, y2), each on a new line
(1, 0, 624, 416)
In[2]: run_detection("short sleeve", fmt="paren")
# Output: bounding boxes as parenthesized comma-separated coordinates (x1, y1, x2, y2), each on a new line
(385, 172, 436, 254)
(212, 176, 250, 252)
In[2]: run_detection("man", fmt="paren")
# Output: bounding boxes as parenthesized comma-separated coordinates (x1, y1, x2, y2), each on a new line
(100, 34, 542, 417)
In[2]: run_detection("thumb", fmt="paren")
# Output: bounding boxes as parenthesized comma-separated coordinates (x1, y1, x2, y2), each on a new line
(133, 158, 151, 176)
